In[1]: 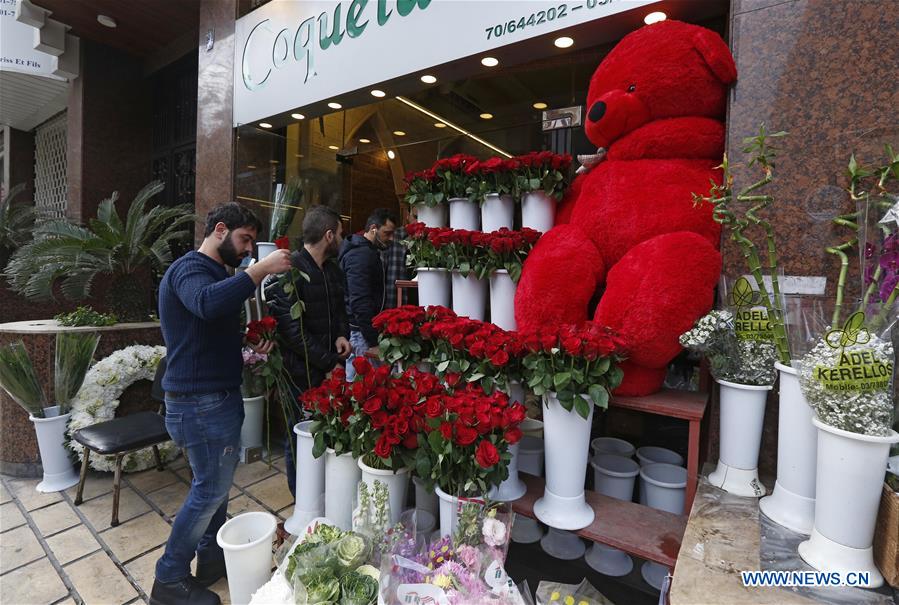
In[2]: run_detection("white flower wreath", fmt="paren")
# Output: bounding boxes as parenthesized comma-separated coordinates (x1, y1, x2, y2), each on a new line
(67, 344, 180, 472)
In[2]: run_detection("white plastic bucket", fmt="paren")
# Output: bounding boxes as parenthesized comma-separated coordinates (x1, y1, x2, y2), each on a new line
(358, 458, 410, 526)
(591, 454, 639, 502)
(481, 193, 514, 232)
(30, 409, 79, 492)
(324, 449, 361, 531)
(521, 191, 555, 234)
(448, 197, 479, 230)
(640, 463, 687, 515)
(284, 421, 325, 535)
(489, 270, 517, 331)
(591, 437, 635, 459)
(416, 267, 450, 309)
(216, 512, 277, 605)
(635, 446, 683, 467)
(489, 441, 526, 502)
(451, 271, 487, 320)
(416, 204, 446, 228)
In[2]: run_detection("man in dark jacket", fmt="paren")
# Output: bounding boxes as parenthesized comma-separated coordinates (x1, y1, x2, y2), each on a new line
(267, 205, 351, 496)
(339, 208, 396, 380)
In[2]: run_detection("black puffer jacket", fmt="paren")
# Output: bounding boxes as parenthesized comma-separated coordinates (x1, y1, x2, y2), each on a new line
(339, 234, 385, 344)
(266, 248, 349, 391)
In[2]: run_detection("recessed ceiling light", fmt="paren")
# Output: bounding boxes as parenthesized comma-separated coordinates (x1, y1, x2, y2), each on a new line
(554, 36, 574, 49)
(479, 113, 493, 120)
(481, 57, 499, 67)
(291, 113, 305, 120)
(327, 102, 342, 109)
(328, 145, 339, 150)
(420, 74, 437, 84)
(359, 138, 371, 143)
(393, 130, 406, 136)
(644, 11, 667, 25)
(258, 122, 272, 129)
(434, 122, 447, 128)
(387, 150, 396, 160)
(370, 89, 386, 98)
(97, 15, 116, 28)
(533, 102, 548, 110)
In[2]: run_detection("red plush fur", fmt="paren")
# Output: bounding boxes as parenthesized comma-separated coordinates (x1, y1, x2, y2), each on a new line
(515, 20, 736, 396)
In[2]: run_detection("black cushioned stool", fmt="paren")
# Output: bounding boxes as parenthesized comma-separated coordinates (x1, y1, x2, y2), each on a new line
(72, 357, 171, 526)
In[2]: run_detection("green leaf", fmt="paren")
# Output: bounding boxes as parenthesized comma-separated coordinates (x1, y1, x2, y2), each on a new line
(574, 396, 591, 420)
(428, 429, 445, 453)
(553, 371, 571, 390)
(312, 432, 326, 458)
(290, 301, 302, 320)
(437, 360, 450, 372)
(589, 385, 609, 409)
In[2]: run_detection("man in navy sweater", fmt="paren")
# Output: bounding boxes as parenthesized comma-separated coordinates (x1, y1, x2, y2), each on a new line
(152, 203, 291, 605)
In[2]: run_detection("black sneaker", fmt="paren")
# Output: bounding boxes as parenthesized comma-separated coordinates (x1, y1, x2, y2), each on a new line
(149, 576, 221, 605)
(195, 558, 227, 587)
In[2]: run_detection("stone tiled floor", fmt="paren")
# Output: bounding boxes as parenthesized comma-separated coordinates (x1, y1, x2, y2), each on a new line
(0, 454, 293, 605)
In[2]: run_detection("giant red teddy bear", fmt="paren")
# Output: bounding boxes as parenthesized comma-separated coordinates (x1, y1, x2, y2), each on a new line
(515, 20, 737, 396)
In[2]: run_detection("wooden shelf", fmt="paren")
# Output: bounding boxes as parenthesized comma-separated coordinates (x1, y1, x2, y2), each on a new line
(511, 475, 687, 568)
(610, 389, 707, 421)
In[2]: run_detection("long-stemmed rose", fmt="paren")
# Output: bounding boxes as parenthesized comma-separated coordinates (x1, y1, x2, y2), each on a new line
(515, 151, 573, 200)
(403, 168, 443, 208)
(373, 305, 456, 366)
(444, 229, 490, 279)
(300, 366, 356, 457)
(434, 154, 479, 199)
(483, 227, 541, 282)
(465, 157, 519, 202)
(520, 322, 628, 419)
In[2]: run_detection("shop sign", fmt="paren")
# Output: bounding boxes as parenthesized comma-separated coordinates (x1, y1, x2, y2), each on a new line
(234, 0, 660, 126)
(0, 0, 60, 78)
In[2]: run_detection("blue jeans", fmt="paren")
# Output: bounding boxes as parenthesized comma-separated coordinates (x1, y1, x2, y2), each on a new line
(155, 389, 243, 583)
(345, 330, 381, 381)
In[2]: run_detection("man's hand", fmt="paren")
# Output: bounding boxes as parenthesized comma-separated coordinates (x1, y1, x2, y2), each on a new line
(335, 337, 352, 360)
(249, 339, 275, 355)
(365, 346, 381, 359)
(246, 249, 292, 284)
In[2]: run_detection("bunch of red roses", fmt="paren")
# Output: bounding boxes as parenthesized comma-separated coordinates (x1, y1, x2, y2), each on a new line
(513, 151, 573, 201)
(433, 153, 479, 199)
(245, 316, 277, 345)
(521, 321, 628, 419)
(483, 227, 541, 282)
(465, 157, 521, 201)
(372, 305, 457, 366)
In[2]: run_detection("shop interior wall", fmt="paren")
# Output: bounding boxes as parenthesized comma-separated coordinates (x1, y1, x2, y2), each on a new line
(712, 0, 899, 476)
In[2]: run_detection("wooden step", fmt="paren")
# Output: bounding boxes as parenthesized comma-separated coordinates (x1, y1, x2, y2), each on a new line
(610, 388, 707, 421)
(511, 475, 687, 568)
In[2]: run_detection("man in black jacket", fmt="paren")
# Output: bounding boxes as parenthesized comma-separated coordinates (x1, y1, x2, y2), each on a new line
(339, 208, 396, 380)
(267, 205, 351, 496)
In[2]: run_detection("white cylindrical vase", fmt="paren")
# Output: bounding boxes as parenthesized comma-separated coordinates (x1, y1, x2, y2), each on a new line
(708, 379, 771, 497)
(240, 396, 265, 450)
(481, 193, 514, 232)
(540, 527, 585, 560)
(435, 486, 465, 538)
(797, 420, 899, 588)
(759, 362, 817, 535)
(414, 476, 438, 518)
(592, 437, 635, 459)
(448, 197, 479, 231)
(256, 242, 277, 260)
(489, 441, 526, 502)
(216, 512, 277, 605)
(416, 204, 446, 228)
(324, 448, 361, 531)
(489, 270, 517, 331)
(635, 446, 683, 504)
(416, 267, 450, 309)
(30, 408, 79, 493)
(358, 458, 410, 526)
(521, 191, 555, 234)
(586, 454, 639, 576)
(284, 421, 325, 535)
(534, 392, 594, 530)
(451, 271, 487, 321)
(641, 463, 687, 514)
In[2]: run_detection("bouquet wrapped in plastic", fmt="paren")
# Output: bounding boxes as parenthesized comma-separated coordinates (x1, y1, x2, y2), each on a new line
(535, 580, 613, 605)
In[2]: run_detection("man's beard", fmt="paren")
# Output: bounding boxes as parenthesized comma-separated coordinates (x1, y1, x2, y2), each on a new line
(219, 234, 246, 268)
(326, 237, 340, 257)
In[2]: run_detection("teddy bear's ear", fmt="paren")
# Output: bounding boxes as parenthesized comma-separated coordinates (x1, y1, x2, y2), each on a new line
(692, 28, 737, 84)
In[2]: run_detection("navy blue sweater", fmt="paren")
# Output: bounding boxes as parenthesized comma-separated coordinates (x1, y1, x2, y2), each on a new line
(159, 251, 256, 393)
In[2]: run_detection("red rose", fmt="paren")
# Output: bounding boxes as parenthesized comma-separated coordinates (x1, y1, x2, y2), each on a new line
(352, 357, 371, 376)
(374, 435, 391, 459)
(504, 427, 523, 444)
(439, 422, 453, 440)
(362, 397, 382, 415)
(261, 316, 277, 331)
(489, 350, 509, 367)
(455, 425, 478, 446)
(475, 440, 500, 468)
(402, 432, 418, 449)
(275, 236, 291, 250)
(425, 396, 443, 418)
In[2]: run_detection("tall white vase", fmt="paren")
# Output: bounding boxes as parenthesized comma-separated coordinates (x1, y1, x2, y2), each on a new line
(797, 420, 899, 588)
(708, 379, 771, 497)
(481, 193, 514, 232)
(451, 271, 487, 320)
(489, 441, 526, 502)
(759, 362, 817, 535)
(358, 458, 410, 526)
(521, 191, 555, 234)
(216, 512, 277, 605)
(240, 396, 264, 450)
(30, 407, 79, 492)
(534, 392, 594, 530)
(448, 197, 479, 231)
(416, 204, 446, 228)
(324, 448, 361, 531)
(416, 267, 450, 308)
(284, 421, 325, 535)
(489, 270, 517, 331)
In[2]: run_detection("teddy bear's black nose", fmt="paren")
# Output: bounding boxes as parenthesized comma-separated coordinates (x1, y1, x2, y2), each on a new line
(588, 101, 606, 122)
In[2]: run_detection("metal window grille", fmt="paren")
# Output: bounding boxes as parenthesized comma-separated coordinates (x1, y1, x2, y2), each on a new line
(34, 112, 67, 220)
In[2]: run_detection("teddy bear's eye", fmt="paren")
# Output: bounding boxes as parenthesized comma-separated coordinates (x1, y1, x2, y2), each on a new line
(627, 84, 637, 93)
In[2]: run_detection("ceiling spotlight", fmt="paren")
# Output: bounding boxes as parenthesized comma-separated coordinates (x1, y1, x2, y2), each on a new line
(434, 122, 447, 128)
(393, 130, 406, 136)
(644, 11, 667, 25)
(291, 113, 305, 120)
(359, 138, 371, 143)
(479, 113, 493, 120)
(554, 36, 574, 49)
(258, 122, 272, 129)
(97, 15, 117, 28)
(328, 145, 339, 150)
(387, 150, 396, 160)
(480, 57, 499, 67)
(533, 102, 548, 110)
(370, 89, 386, 98)
(327, 101, 342, 110)
(420, 74, 437, 84)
